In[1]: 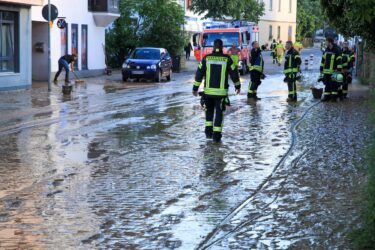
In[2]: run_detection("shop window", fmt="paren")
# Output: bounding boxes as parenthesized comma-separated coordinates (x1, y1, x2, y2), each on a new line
(81, 25, 88, 70)
(0, 10, 19, 73)
(61, 23, 68, 56)
(71, 24, 78, 70)
(268, 25, 273, 41)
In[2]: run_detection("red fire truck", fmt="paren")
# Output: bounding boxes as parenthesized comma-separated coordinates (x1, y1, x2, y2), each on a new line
(193, 21, 258, 75)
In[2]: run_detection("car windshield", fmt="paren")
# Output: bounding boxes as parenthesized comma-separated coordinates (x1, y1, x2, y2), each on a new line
(202, 32, 239, 47)
(131, 49, 161, 60)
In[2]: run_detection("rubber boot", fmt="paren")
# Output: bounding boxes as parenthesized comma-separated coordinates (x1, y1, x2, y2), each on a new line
(212, 132, 222, 143)
(205, 127, 213, 139)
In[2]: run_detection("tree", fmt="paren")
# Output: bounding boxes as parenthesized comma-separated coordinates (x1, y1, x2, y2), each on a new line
(296, 0, 323, 39)
(320, 0, 375, 45)
(190, 0, 265, 22)
(106, 0, 186, 67)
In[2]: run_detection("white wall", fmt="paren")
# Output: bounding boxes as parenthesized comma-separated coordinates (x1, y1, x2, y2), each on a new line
(0, 6, 32, 90)
(31, 0, 106, 72)
(260, 0, 297, 22)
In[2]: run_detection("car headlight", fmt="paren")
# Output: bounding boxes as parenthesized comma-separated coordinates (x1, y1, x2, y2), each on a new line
(122, 63, 129, 69)
(151, 64, 157, 70)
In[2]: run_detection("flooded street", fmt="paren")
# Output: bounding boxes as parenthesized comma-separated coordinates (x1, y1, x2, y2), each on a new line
(0, 47, 372, 249)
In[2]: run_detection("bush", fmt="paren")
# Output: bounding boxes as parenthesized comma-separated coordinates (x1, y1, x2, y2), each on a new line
(351, 91, 375, 249)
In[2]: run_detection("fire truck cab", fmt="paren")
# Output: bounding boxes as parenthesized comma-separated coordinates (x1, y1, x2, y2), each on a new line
(193, 21, 257, 75)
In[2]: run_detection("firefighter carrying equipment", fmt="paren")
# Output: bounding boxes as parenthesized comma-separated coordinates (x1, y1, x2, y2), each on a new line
(320, 43, 343, 101)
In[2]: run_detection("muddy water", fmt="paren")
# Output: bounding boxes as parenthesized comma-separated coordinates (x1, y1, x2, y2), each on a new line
(0, 48, 369, 249)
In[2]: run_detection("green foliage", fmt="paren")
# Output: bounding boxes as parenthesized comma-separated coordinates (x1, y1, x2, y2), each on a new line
(351, 91, 375, 248)
(190, 0, 265, 22)
(296, 0, 323, 39)
(320, 0, 375, 45)
(106, 0, 186, 67)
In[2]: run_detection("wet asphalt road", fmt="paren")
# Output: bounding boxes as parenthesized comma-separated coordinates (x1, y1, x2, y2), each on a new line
(0, 47, 372, 249)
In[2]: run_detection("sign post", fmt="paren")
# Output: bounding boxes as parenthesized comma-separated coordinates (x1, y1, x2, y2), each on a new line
(48, 0, 51, 91)
(42, 3, 58, 91)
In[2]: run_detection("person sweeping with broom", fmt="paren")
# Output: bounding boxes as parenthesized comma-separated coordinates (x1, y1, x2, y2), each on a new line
(54, 54, 77, 84)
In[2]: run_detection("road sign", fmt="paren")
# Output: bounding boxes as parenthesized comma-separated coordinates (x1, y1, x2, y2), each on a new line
(57, 18, 66, 29)
(42, 4, 58, 21)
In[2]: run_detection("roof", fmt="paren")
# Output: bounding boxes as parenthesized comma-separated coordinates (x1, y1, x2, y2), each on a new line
(1, 0, 43, 6)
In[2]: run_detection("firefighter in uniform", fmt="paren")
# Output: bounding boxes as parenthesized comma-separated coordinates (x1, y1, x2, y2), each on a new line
(193, 39, 241, 142)
(276, 41, 285, 66)
(320, 37, 343, 102)
(270, 39, 277, 64)
(248, 41, 265, 101)
(340, 41, 355, 98)
(284, 41, 302, 102)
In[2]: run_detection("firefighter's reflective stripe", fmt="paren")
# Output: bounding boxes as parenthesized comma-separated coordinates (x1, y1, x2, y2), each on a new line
(205, 121, 213, 127)
(194, 81, 201, 87)
(283, 54, 300, 74)
(213, 126, 222, 132)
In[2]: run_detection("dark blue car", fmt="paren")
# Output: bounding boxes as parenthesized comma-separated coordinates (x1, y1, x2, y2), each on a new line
(122, 47, 172, 82)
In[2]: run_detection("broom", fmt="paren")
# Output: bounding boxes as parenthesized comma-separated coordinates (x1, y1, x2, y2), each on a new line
(72, 71, 85, 83)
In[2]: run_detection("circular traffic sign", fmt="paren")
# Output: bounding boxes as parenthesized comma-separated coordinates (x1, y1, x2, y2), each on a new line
(57, 18, 66, 29)
(42, 4, 58, 21)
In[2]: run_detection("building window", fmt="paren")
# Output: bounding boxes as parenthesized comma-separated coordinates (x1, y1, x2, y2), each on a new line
(289, 0, 292, 13)
(269, 0, 273, 11)
(81, 25, 88, 70)
(0, 10, 19, 73)
(71, 24, 78, 70)
(278, 0, 281, 12)
(268, 25, 273, 41)
(288, 25, 293, 41)
(277, 26, 281, 39)
(110, 0, 118, 9)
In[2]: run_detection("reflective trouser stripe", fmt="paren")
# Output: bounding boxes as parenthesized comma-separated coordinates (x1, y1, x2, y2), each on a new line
(248, 82, 257, 93)
(343, 90, 348, 93)
(205, 121, 213, 127)
(332, 92, 338, 95)
(324, 92, 331, 95)
(213, 126, 222, 132)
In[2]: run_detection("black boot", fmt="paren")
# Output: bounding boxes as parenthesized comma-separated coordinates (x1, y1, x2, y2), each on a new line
(205, 127, 213, 139)
(212, 132, 222, 142)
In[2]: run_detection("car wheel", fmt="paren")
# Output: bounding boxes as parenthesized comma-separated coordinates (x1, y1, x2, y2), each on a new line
(155, 70, 162, 82)
(166, 69, 172, 81)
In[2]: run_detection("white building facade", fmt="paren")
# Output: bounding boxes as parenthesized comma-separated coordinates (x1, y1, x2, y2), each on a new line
(31, 0, 119, 81)
(0, 0, 42, 91)
(258, 0, 297, 46)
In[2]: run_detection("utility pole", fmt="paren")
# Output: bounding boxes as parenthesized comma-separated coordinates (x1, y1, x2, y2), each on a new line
(48, 0, 51, 91)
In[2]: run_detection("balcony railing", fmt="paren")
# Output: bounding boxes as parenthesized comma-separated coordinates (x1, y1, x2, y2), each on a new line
(88, 0, 120, 14)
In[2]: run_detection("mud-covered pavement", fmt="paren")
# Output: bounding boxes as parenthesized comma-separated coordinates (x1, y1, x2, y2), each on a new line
(0, 47, 372, 249)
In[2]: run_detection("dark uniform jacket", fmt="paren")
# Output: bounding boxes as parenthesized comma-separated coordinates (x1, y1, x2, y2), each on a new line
(193, 50, 240, 97)
(249, 48, 264, 73)
(284, 47, 301, 74)
(60, 54, 75, 64)
(320, 44, 342, 74)
(342, 48, 355, 70)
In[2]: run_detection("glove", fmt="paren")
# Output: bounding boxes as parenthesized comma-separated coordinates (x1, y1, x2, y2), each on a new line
(261, 73, 266, 79)
(199, 92, 205, 107)
(296, 73, 302, 81)
(283, 76, 288, 83)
